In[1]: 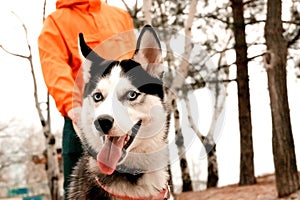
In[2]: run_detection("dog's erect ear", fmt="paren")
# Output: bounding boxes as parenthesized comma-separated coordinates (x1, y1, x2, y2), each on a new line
(79, 33, 104, 83)
(133, 25, 163, 78)
(79, 33, 104, 62)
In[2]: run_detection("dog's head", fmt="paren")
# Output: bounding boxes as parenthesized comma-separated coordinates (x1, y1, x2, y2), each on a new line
(78, 26, 168, 175)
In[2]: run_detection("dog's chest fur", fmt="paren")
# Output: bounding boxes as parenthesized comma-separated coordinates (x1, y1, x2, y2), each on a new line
(69, 153, 169, 199)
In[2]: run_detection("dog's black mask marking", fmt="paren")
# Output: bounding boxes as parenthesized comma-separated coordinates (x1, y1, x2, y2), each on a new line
(79, 32, 164, 100)
(119, 59, 164, 100)
(83, 60, 117, 98)
(82, 59, 164, 100)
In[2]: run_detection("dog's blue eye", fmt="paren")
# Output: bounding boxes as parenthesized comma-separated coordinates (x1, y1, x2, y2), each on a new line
(92, 92, 103, 102)
(126, 91, 139, 101)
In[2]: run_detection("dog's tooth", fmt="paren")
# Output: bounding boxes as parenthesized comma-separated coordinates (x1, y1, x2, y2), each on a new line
(117, 136, 123, 142)
(123, 134, 129, 145)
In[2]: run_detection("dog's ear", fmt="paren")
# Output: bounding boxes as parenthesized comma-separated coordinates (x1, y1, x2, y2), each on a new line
(79, 33, 104, 62)
(133, 25, 163, 78)
(79, 33, 104, 83)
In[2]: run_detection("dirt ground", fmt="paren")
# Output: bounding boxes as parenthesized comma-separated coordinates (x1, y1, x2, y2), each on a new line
(175, 173, 300, 200)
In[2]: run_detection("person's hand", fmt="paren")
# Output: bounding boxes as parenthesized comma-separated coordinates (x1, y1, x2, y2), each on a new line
(67, 107, 81, 125)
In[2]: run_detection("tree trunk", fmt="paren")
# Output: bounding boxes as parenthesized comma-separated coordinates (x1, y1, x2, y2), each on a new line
(171, 0, 198, 91)
(173, 100, 193, 192)
(166, 0, 198, 192)
(31, 41, 60, 200)
(143, 0, 152, 25)
(204, 138, 218, 188)
(167, 155, 174, 194)
(204, 106, 220, 188)
(185, 95, 219, 188)
(264, 0, 300, 197)
(230, 0, 256, 186)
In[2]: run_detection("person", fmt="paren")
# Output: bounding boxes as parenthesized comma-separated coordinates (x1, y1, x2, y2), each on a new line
(38, 0, 135, 198)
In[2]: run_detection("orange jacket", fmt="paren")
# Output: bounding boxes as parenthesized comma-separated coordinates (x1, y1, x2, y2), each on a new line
(38, 0, 135, 116)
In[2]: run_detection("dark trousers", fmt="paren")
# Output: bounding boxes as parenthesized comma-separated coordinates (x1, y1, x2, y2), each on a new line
(62, 117, 83, 199)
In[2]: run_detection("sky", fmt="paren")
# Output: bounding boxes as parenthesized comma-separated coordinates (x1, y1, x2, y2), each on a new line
(0, 0, 300, 190)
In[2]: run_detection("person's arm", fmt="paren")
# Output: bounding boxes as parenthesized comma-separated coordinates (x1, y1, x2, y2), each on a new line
(38, 16, 79, 117)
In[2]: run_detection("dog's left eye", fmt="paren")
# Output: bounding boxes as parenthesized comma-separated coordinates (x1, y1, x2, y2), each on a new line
(126, 90, 139, 101)
(92, 92, 103, 102)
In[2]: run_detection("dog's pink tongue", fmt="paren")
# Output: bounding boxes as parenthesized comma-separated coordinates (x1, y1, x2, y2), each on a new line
(97, 135, 126, 175)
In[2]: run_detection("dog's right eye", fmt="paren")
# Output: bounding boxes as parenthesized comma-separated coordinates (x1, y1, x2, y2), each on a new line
(125, 90, 140, 101)
(92, 92, 103, 102)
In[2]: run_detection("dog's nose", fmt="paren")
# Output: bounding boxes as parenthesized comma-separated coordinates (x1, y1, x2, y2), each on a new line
(94, 115, 114, 134)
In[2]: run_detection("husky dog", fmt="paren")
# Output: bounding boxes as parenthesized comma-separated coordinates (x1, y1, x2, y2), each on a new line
(68, 25, 170, 200)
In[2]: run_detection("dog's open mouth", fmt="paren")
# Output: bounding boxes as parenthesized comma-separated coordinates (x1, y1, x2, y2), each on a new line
(96, 120, 142, 175)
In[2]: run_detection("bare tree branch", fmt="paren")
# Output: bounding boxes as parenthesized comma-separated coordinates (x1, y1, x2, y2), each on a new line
(282, 20, 300, 25)
(201, 14, 231, 25)
(121, 0, 132, 15)
(143, 0, 152, 25)
(243, 0, 260, 6)
(288, 28, 300, 47)
(217, 52, 265, 71)
(184, 96, 205, 143)
(43, 0, 47, 22)
(248, 52, 265, 62)
(10, 12, 45, 128)
(11, 11, 32, 54)
(245, 19, 265, 25)
(0, 44, 28, 59)
(0, 12, 31, 58)
(171, 0, 199, 91)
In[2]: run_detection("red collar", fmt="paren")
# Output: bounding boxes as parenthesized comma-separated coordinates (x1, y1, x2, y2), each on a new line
(95, 177, 169, 200)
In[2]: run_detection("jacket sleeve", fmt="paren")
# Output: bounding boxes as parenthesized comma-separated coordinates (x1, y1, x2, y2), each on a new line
(38, 16, 78, 117)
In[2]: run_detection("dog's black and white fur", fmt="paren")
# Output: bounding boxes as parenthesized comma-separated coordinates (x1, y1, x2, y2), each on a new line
(68, 26, 169, 199)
